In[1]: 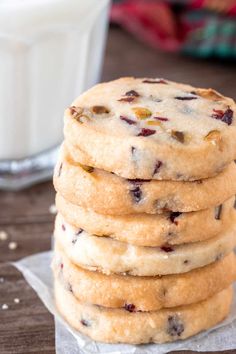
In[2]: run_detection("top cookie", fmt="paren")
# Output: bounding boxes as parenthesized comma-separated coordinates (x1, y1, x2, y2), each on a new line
(64, 77, 236, 181)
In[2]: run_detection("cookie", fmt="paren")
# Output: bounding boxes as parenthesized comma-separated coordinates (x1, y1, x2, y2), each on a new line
(53, 247, 236, 312)
(55, 279, 233, 344)
(56, 193, 236, 247)
(54, 214, 236, 276)
(64, 77, 236, 181)
(54, 146, 236, 214)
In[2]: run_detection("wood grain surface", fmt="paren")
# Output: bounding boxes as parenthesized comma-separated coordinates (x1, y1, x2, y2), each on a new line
(0, 27, 235, 354)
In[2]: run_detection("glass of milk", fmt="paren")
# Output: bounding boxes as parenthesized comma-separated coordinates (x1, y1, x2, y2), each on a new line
(0, 0, 110, 190)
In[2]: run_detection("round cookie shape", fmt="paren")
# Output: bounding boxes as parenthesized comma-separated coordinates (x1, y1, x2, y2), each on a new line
(55, 279, 233, 344)
(56, 193, 236, 247)
(64, 77, 236, 181)
(53, 248, 236, 312)
(54, 214, 236, 276)
(54, 146, 236, 214)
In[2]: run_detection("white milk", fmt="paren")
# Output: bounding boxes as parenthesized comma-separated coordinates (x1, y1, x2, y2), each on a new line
(0, 0, 110, 160)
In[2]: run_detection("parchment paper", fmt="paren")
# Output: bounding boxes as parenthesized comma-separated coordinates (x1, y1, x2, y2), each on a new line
(14, 251, 236, 354)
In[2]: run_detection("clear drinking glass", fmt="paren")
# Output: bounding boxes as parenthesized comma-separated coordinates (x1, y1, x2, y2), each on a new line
(0, 0, 110, 190)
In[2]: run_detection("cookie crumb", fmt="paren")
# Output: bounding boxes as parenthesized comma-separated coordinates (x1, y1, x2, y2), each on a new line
(49, 204, 57, 214)
(2, 304, 8, 310)
(8, 241, 18, 250)
(0, 231, 8, 241)
(14, 298, 20, 304)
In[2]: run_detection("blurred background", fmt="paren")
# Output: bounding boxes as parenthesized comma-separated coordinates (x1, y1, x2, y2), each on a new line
(107, 0, 236, 96)
(0, 1, 236, 352)
(112, 0, 236, 59)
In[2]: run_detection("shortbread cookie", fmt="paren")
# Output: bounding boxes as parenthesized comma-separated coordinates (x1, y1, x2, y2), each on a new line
(64, 77, 236, 181)
(53, 248, 236, 312)
(56, 193, 236, 247)
(54, 214, 236, 276)
(55, 279, 233, 344)
(54, 147, 236, 214)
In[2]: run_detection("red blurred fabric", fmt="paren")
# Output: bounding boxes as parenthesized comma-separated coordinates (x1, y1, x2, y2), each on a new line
(111, 0, 236, 54)
(111, 0, 182, 51)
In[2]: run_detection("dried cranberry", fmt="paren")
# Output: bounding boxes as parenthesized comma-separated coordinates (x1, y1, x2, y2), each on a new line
(125, 90, 139, 97)
(212, 109, 224, 118)
(153, 161, 163, 175)
(118, 97, 135, 103)
(143, 79, 167, 84)
(215, 205, 223, 220)
(175, 96, 197, 100)
(80, 319, 90, 327)
(137, 128, 156, 137)
(169, 212, 182, 225)
(128, 179, 150, 184)
(68, 283, 73, 293)
(120, 116, 136, 125)
(72, 229, 83, 244)
(62, 224, 66, 231)
(154, 116, 169, 121)
(131, 146, 136, 155)
(124, 303, 136, 312)
(212, 107, 233, 125)
(222, 108, 233, 125)
(130, 186, 142, 203)
(167, 315, 184, 337)
(58, 163, 63, 177)
(160, 244, 174, 253)
(60, 263, 64, 270)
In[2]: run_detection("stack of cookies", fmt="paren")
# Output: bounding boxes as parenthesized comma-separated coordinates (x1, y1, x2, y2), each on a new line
(53, 77, 236, 344)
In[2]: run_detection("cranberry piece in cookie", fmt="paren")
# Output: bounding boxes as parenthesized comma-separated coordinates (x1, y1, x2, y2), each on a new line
(153, 161, 163, 175)
(212, 107, 233, 125)
(215, 205, 223, 220)
(124, 303, 136, 312)
(161, 244, 174, 253)
(137, 128, 156, 137)
(120, 116, 137, 125)
(169, 212, 182, 225)
(125, 90, 139, 97)
(118, 97, 136, 103)
(175, 96, 198, 100)
(154, 116, 169, 122)
(80, 319, 91, 327)
(130, 186, 142, 203)
(167, 315, 184, 337)
(72, 228, 83, 244)
(58, 162, 63, 177)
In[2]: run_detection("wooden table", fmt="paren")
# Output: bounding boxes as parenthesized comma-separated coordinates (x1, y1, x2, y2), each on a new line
(0, 27, 236, 354)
